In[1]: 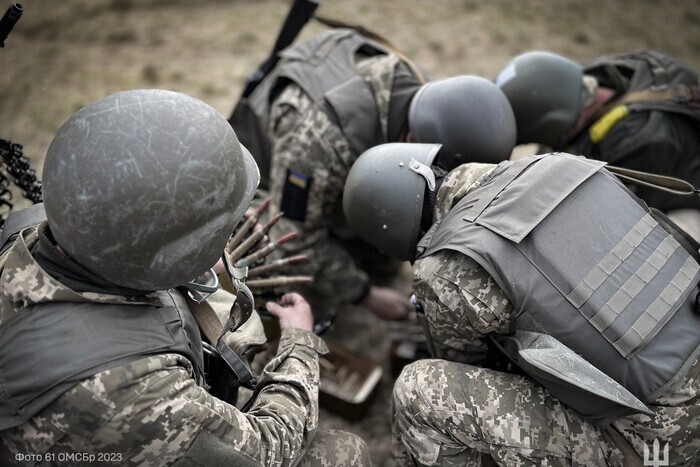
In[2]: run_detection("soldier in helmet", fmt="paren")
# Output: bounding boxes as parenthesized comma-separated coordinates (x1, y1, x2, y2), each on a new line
(496, 50, 700, 237)
(234, 28, 516, 319)
(0, 90, 370, 466)
(343, 143, 700, 465)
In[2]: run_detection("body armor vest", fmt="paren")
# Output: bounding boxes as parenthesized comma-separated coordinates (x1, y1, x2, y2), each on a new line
(0, 227, 205, 430)
(584, 50, 700, 123)
(571, 51, 700, 211)
(232, 29, 392, 189)
(417, 153, 700, 426)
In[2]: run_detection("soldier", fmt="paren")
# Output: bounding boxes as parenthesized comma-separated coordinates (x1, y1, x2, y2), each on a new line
(496, 50, 700, 237)
(342, 143, 699, 465)
(0, 90, 370, 466)
(235, 28, 516, 320)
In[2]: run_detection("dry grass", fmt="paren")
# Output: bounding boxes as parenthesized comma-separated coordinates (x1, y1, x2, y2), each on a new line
(1, 0, 699, 465)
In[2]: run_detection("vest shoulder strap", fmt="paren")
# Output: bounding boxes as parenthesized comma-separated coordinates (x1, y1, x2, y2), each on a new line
(313, 15, 428, 84)
(604, 164, 700, 196)
(592, 83, 700, 131)
(0, 203, 46, 255)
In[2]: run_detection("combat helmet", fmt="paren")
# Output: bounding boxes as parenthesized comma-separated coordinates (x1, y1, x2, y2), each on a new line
(42, 89, 259, 291)
(408, 76, 516, 169)
(496, 51, 584, 148)
(343, 143, 441, 261)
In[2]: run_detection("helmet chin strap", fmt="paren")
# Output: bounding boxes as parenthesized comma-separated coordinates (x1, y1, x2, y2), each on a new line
(421, 172, 447, 236)
(409, 158, 436, 191)
(184, 268, 220, 304)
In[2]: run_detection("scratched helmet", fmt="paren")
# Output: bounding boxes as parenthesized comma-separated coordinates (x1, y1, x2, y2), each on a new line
(343, 143, 441, 261)
(42, 89, 259, 291)
(496, 51, 584, 148)
(408, 76, 516, 169)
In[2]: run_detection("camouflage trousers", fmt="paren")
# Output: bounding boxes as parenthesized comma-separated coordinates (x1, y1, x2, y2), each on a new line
(392, 360, 623, 467)
(300, 429, 372, 467)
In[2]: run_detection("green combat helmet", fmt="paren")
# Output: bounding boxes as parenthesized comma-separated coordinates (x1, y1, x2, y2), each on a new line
(343, 143, 441, 261)
(496, 51, 584, 148)
(408, 76, 516, 169)
(42, 89, 259, 291)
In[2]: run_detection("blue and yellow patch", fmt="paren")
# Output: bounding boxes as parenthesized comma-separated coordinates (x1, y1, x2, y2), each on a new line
(287, 170, 309, 189)
(281, 169, 312, 222)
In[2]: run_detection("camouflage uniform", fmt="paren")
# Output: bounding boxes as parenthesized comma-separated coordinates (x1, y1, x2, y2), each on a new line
(267, 53, 415, 308)
(0, 227, 371, 466)
(392, 164, 700, 466)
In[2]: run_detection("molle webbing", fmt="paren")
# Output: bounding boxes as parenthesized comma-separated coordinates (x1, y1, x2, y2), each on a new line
(614, 254, 697, 356)
(567, 213, 699, 357)
(567, 214, 657, 309)
(417, 154, 700, 420)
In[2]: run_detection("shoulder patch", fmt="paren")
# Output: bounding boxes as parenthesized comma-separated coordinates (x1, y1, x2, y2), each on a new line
(281, 169, 313, 222)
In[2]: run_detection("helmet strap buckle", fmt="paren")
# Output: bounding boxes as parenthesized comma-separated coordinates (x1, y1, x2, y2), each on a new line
(185, 268, 220, 304)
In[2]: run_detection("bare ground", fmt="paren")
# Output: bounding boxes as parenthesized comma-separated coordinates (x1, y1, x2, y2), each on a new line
(1, 1, 699, 465)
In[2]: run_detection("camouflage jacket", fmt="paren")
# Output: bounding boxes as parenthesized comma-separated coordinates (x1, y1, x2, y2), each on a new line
(267, 53, 412, 306)
(412, 163, 700, 464)
(0, 227, 329, 466)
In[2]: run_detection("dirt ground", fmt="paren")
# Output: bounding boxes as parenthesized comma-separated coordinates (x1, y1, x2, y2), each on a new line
(1, 0, 699, 465)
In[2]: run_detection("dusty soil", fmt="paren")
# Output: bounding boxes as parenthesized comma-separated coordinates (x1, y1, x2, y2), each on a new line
(1, 0, 699, 465)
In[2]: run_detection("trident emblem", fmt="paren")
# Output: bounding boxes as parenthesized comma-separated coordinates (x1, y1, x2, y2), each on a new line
(643, 439, 670, 467)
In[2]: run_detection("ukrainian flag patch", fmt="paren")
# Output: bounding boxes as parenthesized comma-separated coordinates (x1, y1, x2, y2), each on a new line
(287, 170, 309, 189)
(281, 169, 312, 222)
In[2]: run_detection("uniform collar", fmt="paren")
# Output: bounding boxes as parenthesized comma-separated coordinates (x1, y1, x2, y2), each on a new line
(1, 226, 161, 310)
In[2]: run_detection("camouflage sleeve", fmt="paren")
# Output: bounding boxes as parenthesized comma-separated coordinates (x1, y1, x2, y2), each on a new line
(413, 249, 514, 364)
(267, 84, 370, 304)
(173, 327, 330, 466)
(0, 328, 329, 466)
(238, 327, 329, 464)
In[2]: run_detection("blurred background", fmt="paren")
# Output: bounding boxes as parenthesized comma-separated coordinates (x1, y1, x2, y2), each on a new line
(1, 0, 698, 465)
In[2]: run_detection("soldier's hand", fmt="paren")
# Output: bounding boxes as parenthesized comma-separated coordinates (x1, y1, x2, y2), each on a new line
(265, 292, 314, 332)
(360, 286, 412, 321)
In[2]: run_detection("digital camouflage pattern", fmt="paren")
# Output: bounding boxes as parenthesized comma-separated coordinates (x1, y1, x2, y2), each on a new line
(393, 359, 622, 466)
(266, 54, 404, 308)
(0, 228, 370, 466)
(399, 162, 700, 465)
(299, 429, 372, 467)
(1, 340, 370, 466)
(0, 229, 155, 328)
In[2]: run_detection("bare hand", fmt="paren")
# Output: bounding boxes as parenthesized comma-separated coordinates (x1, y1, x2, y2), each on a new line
(360, 286, 412, 321)
(265, 292, 314, 332)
